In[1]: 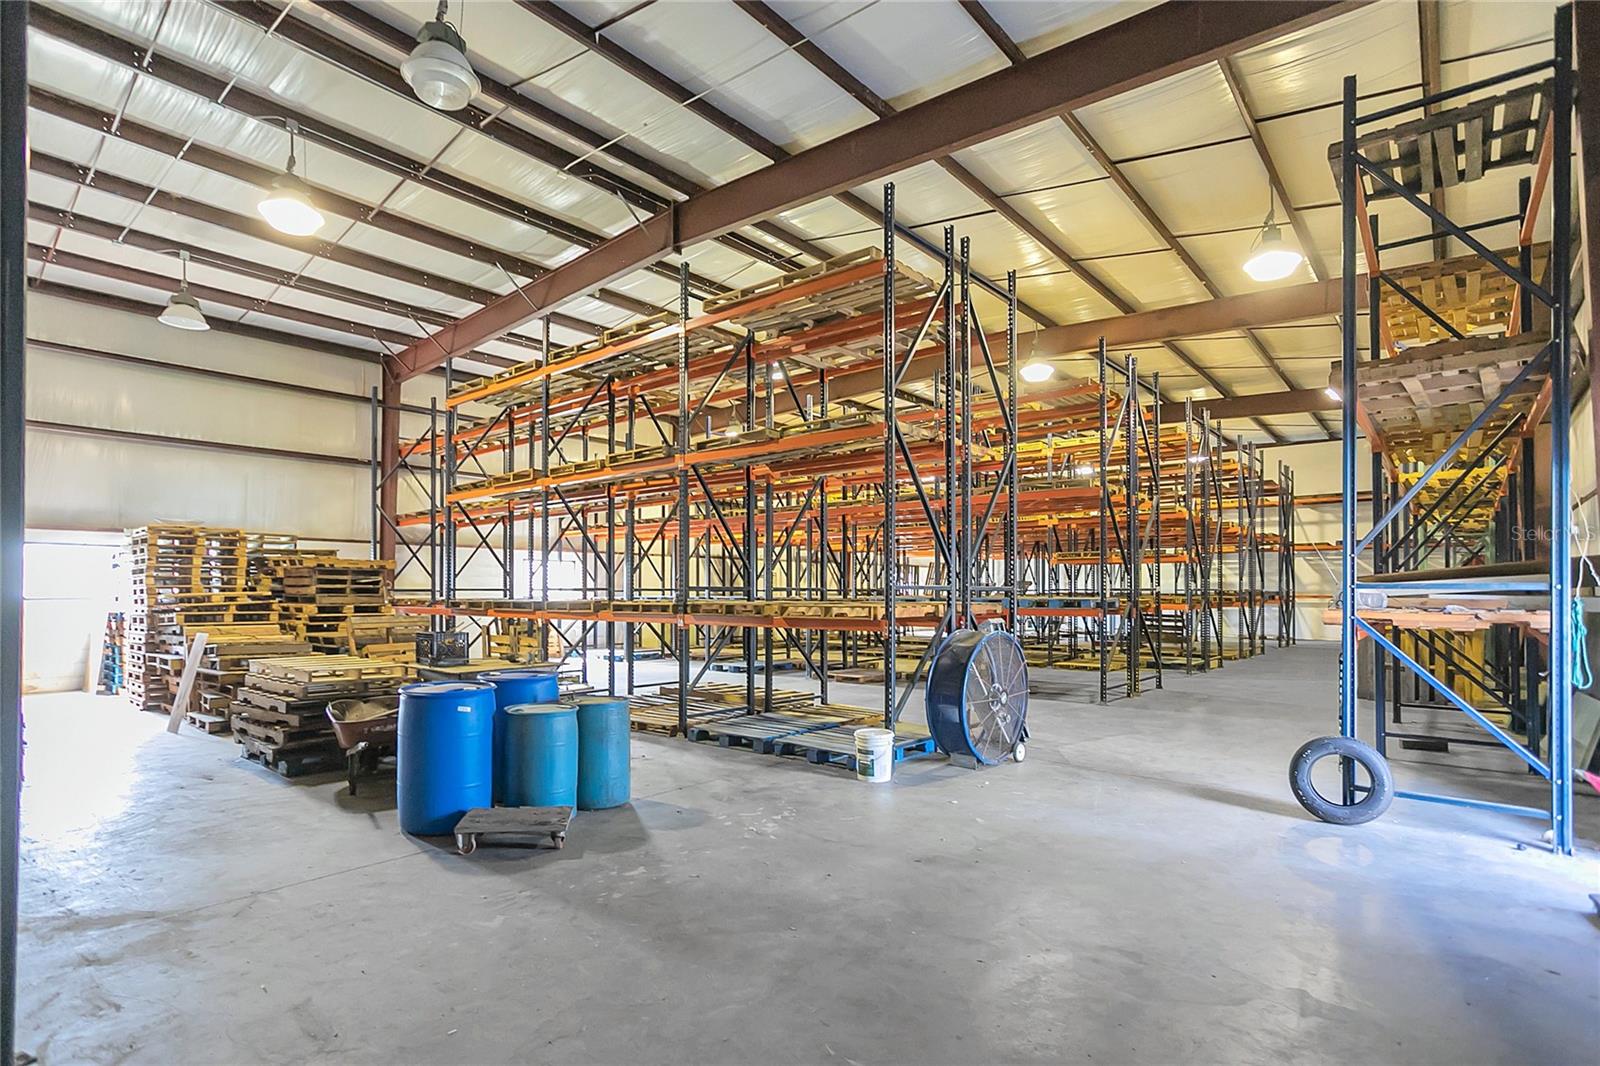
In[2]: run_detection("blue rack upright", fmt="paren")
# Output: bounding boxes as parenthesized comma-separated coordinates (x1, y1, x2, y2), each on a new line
(1292, 5, 1575, 853)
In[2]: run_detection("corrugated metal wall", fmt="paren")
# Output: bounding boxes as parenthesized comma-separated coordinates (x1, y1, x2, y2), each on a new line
(23, 289, 445, 541)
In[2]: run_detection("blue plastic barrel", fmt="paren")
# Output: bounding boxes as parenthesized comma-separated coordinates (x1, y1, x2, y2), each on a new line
(397, 681, 495, 835)
(481, 669, 560, 803)
(574, 695, 631, 810)
(502, 703, 579, 807)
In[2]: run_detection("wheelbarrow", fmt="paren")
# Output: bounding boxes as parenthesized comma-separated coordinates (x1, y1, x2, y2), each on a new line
(326, 696, 399, 796)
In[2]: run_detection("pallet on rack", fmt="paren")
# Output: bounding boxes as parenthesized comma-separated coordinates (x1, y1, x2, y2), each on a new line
(1333, 78, 1552, 199)
(1349, 332, 1550, 450)
(1379, 245, 1550, 345)
(657, 682, 814, 713)
(1325, 601, 1551, 632)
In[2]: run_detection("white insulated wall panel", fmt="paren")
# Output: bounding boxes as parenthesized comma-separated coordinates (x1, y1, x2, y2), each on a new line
(24, 291, 383, 542)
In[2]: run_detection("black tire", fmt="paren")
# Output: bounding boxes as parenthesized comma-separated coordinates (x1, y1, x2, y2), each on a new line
(1289, 735, 1394, 825)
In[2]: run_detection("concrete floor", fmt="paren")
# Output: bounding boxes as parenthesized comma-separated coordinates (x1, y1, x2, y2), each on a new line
(17, 642, 1600, 1064)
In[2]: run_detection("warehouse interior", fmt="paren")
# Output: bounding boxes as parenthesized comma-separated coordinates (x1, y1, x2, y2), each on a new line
(3, 1, 1599, 1062)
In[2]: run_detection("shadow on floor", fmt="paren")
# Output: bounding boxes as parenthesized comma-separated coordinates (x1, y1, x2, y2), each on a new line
(1161, 778, 1307, 820)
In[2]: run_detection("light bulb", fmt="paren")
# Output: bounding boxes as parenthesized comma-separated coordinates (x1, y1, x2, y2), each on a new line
(1243, 221, 1304, 282)
(257, 173, 325, 236)
(1020, 360, 1054, 383)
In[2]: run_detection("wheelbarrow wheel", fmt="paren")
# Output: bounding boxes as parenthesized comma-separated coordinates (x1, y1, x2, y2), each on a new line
(346, 741, 371, 797)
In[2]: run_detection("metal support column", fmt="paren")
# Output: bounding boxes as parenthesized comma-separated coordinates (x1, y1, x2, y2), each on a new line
(0, 4, 28, 1057)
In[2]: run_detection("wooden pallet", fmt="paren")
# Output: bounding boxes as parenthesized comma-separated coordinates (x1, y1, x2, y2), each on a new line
(244, 655, 407, 698)
(233, 687, 333, 722)
(1326, 601, 1551, 633)
(236, 733, 344, 778)
(771, 721, 937, 769)
(1352, 332, 1549, 448)
(626, 695, 746, 736)
(1333, 78, 1552, 199)
(232, 714, 331, 748)
(685, 704, 878, 752)
(829, 667, 887, 684)
(185, 711, 232, 735)
(1379, 245, 1550, 345)
(658, 682, 814, 713)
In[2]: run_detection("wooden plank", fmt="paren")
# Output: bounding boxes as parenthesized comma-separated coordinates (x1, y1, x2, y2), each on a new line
(1463, 115, 1485, 182)
(166, 630, 208, 734)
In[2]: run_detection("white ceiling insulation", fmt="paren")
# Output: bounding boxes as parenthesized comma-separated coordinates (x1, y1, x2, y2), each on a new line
(18, 0, 1568, 446)
(766, 0, 1008, 110)
(983, 0, 1158, 58)
(604, 0, 874, 155)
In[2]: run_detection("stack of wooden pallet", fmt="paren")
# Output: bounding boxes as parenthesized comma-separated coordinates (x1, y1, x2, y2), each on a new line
(340, 614, 430, 662)
(171, 625, 313, 734)
(255, 552, 401, 655)
(97, 612, 124, 696)
(122, 524, 249, 713)
(231, 654, 406, 776)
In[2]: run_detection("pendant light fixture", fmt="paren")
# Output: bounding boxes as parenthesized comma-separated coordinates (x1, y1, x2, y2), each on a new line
(1020, 359, 1054, 384)
(158, 250, 210, 331)
(1242, 190, 1305, 282)
(402, 1, 481, 112)
(257, 119, 325, 237)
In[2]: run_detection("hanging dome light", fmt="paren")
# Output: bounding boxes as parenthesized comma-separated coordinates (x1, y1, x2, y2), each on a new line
(1242, 205, 1304, 282)
(258, 172, 324, 236)
(158, 250, 210, 331)
(402, 2, 480, 112)
(1020, 359, 1055, 384)
(257, 120, 325, 236)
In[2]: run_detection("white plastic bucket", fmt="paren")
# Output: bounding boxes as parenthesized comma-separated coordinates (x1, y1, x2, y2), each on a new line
(854, 727, 895, 783)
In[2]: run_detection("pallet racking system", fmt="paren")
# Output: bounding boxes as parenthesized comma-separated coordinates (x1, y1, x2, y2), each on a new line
(1012, 357, 1297, 700)
(375, 185, 1032, 763)
(1322, 9, 1574, 851)
(373, 189, 1302, 720)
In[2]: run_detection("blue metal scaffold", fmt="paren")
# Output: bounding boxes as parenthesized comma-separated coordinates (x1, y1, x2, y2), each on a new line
(1291, 4, 1575, 854)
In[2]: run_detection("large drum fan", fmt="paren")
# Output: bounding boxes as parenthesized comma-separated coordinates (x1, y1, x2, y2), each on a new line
(924, 629, 1029, 765)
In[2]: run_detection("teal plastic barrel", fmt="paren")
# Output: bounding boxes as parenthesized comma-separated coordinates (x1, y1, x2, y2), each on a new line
(397, 681, 494, 835)
(574, 695, 631, 810)
(481, 669, 560, 803)
(503, 703, 578, 807)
